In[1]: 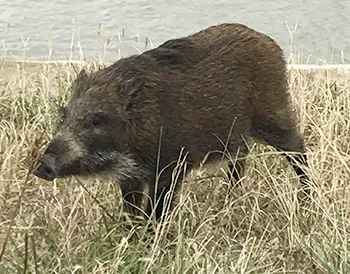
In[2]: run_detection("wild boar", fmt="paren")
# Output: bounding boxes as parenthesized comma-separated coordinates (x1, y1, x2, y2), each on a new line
(34, 23, 308, 219)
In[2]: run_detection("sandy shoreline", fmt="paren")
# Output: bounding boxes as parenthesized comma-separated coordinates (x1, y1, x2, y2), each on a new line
(0, 60, 84, 85)
(1, 59, 349, 86)
(2, 59, 350, 68)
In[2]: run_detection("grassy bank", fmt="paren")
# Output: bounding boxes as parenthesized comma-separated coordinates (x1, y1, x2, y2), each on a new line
(0, 59, 350, 273)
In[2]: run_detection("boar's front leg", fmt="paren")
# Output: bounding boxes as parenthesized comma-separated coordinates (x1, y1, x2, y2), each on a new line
(119, 161, 185, 219)
(151, 165, 186, 220)
(121, 177, 170, 219)
(120, 179, 150, 217)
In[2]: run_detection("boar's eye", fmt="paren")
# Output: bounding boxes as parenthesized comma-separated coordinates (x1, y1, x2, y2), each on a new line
(91, 113, 108, 127)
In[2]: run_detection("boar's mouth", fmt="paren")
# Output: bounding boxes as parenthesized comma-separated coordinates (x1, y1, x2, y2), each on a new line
(34, 150, 119, 181)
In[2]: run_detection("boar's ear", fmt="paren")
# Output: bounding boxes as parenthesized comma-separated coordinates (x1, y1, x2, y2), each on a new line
(73, 69, 89, 96)
(123, 75, 145, 119)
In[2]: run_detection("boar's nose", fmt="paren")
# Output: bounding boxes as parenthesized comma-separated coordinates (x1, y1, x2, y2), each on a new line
(34, 155, 58, 181)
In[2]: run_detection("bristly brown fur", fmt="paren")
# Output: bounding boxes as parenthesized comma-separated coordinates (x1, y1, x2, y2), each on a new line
(35, 23, 308, 219)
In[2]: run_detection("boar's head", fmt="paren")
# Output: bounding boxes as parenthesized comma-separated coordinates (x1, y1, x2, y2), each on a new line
(34, 67, 145, 181)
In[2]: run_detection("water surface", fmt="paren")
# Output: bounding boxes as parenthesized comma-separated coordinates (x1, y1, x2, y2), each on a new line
(1, 0, 349, 63)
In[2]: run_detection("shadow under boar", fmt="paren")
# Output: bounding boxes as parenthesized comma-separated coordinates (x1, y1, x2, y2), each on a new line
(34, 23, 308, 219)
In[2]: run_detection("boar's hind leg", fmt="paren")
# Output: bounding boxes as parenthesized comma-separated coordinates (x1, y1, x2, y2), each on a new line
(252, 117, 308, 186)
(285, 153, 308, 187)
(227, 148, 248, 187)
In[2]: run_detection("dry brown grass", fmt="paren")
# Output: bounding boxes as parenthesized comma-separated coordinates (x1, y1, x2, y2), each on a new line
(0, 59, 350, 273)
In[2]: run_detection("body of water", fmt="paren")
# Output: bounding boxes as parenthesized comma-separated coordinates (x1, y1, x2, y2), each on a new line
(1, 0, 349, 63)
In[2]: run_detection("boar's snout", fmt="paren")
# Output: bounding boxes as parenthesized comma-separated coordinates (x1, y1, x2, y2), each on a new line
(34, 155, 59, 181)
